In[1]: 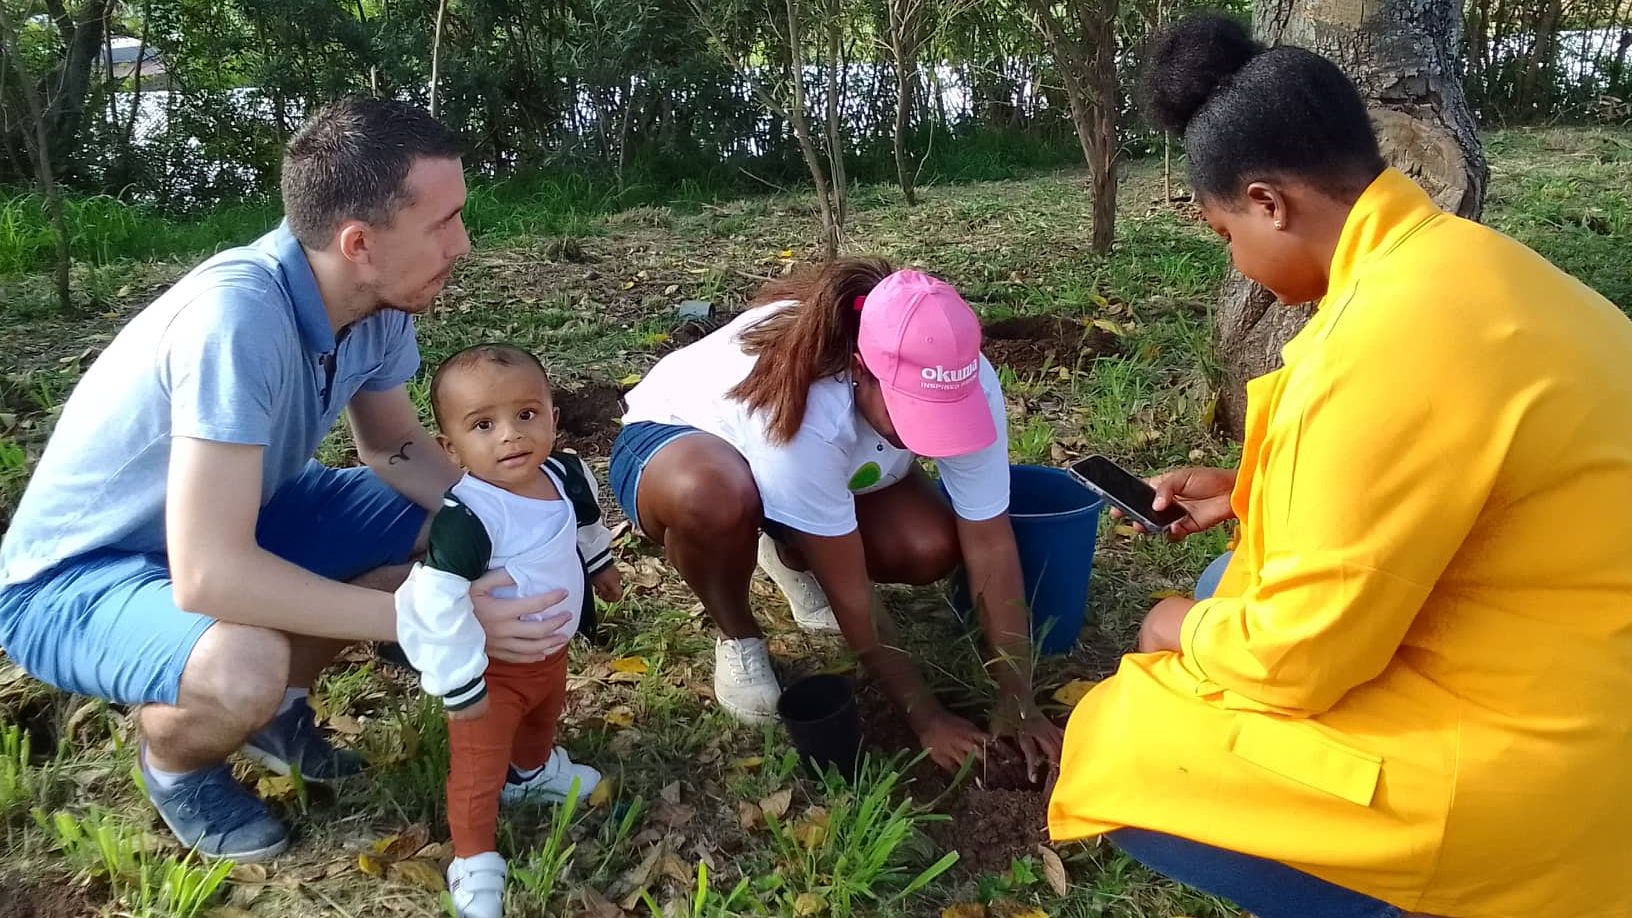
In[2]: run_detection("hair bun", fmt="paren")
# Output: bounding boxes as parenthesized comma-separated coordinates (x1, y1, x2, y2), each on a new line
(1142, 14, 1263, 135)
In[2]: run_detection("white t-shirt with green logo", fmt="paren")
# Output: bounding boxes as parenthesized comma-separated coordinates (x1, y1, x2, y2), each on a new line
(623, 304, 1010, 537)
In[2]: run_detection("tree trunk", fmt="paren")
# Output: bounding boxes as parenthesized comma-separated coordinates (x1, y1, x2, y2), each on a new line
(1214, 0, 1489, 437)
(823, 0, 848, 229)
(889, 0, 923, 205)
(1083, 0, 1118, 253)
(1032, 0, 1119, 253)
(42, 0, 110, 172)
(785, 0, 839, 258)
(0, 4, 71, 312)
(429, 0, 449, 118)
(116, 4, 150, 191)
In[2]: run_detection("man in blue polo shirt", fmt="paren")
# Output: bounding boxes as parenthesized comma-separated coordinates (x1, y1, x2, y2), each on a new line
(0, 98, 572, 861)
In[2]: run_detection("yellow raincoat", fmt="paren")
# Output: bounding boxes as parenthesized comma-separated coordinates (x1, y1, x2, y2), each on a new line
(1048, 169, 1632, 917)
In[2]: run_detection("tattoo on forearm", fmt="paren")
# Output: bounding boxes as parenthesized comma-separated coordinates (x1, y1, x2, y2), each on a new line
(388, 441, 412, 465)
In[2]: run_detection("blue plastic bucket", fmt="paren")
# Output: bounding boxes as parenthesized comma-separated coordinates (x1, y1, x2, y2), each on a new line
(951, 465, 1104, 654)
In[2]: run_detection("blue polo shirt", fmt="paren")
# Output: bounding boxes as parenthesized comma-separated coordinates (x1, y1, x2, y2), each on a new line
(0, 222, 421, 586)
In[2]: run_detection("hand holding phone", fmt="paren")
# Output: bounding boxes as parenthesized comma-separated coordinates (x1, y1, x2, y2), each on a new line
(1067, 455, 1189, 535)
(1143, 466, 1238, 539)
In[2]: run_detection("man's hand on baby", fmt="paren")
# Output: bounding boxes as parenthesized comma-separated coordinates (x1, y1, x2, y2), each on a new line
(471, 570, 573, 663)
(448, 696, 490, 721)
(592, 566, 624, 603)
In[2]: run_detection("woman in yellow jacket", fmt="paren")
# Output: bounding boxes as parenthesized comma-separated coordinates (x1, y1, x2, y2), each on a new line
(1048, 15, 1632, 918)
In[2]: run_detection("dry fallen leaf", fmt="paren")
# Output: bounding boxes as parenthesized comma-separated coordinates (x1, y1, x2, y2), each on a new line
(654, 802, 695, 828)
(228, 864, 268, 885)
(659, 850, 692, 884)
(1051, 679, 1097, 706)
(326, 713, 364, 736)
(792, 807, 829, 851)
(1040, 845, 1070, 896)
(941, 905, 986, 918)
(793, 891, 827, 916)
(257, 775, 299, 803)
(616, 844, 665, 910)
(604, 706, 636, 729)
(737, 801, 762, 829)
(357, 853, 386, 878)
(731, 756, 763, 771)
(1150, 590, 1190, 600)
(417, 841, 453, 862)
(759, 788, 792, 821)
(779, 248, 795, 258)
(576, 887, 624, 918)
(375, 824, 432, 862)
(389, 859, 445, 892)
(660, 781, 681, 805)
(588, 777, 616, 807)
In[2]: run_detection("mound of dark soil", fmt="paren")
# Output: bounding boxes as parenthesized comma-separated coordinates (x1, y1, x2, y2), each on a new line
(982, 315, 1119, 375)
(554, 382, 624, 457)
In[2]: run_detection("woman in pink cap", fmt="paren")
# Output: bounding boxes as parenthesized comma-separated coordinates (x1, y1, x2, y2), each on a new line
(610, 258, 1063, 773)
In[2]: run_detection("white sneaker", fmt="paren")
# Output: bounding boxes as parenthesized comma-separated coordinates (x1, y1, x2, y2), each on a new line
(714, 637, 782, 725)
(448, 851, 506, 918)
(499, 747, 601, 806)
(757, 534, 841, 633)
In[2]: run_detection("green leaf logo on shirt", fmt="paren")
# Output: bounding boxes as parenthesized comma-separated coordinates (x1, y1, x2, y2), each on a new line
(848, 461, 882, 492)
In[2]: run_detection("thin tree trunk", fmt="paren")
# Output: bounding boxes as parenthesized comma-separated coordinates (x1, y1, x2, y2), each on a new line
(889, 0, 921, 205)
(1214, 0, 1489, 436)
(429, 0, 449, 118)
(0, 5, 71, 312)
(616, 75, 637, 193)
(1085, 0, 1118, 253)
(785, 0, 839, 258)
(116, 3, 150, 191)
(930, 59, 949, 129)
(41, 0, 110, 169)
(103, 16, 115, 137)
(1032, 0, 1119, 253)
(824, 0, 848, 229)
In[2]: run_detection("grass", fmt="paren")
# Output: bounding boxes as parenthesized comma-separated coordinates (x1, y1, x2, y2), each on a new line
(0, 126, 1627, 916)
(42, 808, 235, 917)
(0, 127, 1087, 281)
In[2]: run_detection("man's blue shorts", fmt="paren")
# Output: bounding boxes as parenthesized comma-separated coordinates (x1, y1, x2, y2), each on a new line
(0, 461, 425, 706)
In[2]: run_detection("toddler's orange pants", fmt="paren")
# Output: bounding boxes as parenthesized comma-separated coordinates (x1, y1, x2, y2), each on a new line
(445, 650, 568, 856)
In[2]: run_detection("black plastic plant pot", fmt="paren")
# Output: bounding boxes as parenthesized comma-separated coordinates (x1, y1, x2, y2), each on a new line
(777, 673, 863, 781)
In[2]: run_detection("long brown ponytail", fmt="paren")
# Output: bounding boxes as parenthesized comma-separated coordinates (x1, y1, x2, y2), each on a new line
(727, 256, 895, 444)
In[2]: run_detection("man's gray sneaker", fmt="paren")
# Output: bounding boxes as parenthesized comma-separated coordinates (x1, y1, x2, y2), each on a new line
(240, 698, 364, 783)
(140, 747, 289, 862)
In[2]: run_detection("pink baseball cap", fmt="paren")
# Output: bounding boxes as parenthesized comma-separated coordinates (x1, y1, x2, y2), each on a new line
(857, 270, 995, 458)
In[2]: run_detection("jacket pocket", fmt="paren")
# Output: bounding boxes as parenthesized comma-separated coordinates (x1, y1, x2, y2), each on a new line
(1228, 716, 1382, 807)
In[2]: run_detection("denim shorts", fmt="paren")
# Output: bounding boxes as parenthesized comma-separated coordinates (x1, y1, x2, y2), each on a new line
(0, 461, 425, 706)
(608, 421, 706, 533)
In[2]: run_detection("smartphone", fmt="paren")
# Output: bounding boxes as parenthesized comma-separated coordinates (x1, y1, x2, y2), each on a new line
(1067, 455, 1187, 534)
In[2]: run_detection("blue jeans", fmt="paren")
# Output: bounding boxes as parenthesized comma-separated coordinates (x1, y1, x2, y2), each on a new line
(1106, 551, 1402, 918)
